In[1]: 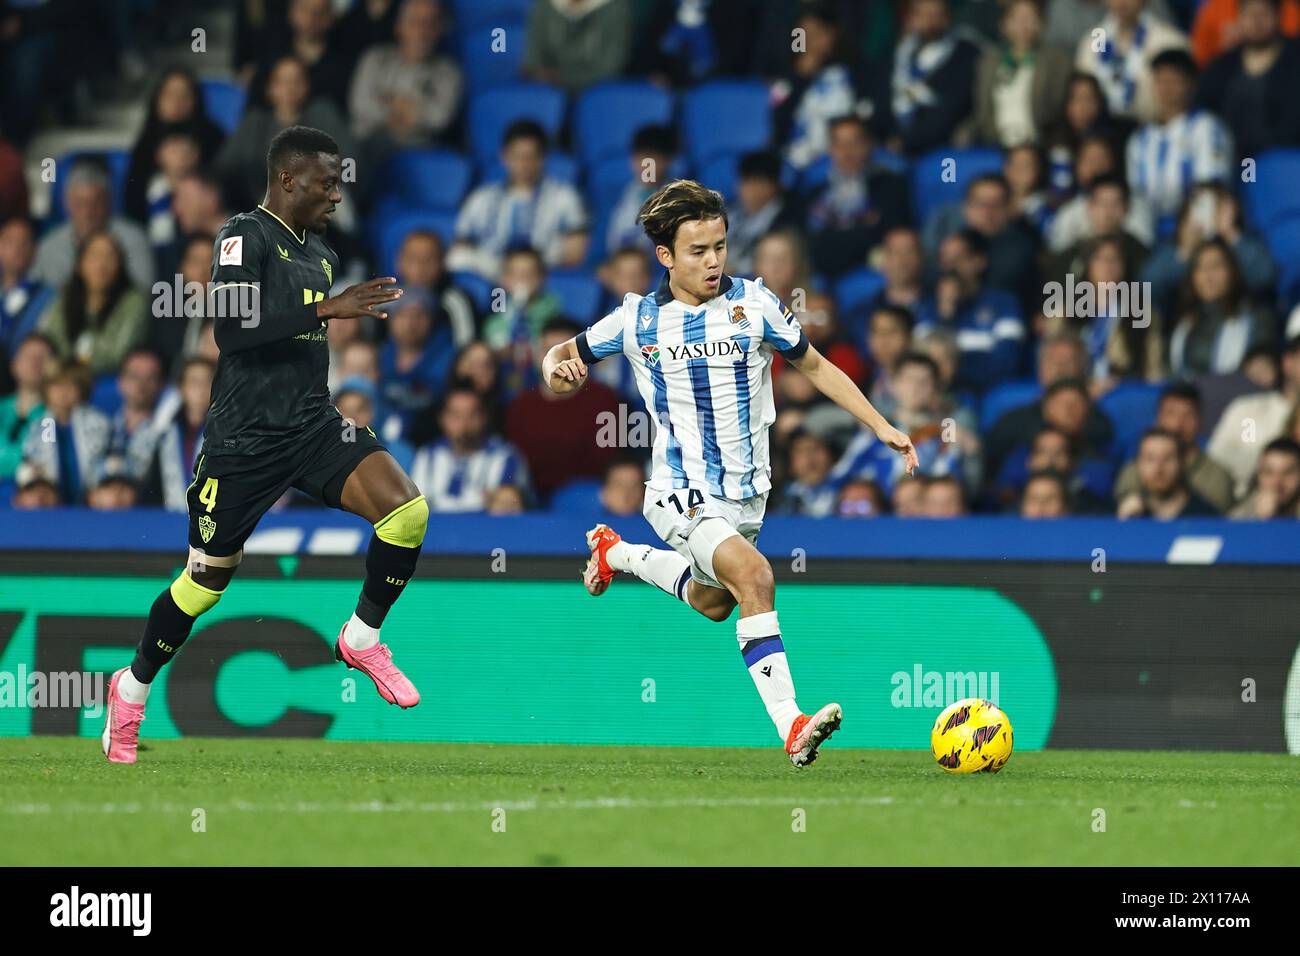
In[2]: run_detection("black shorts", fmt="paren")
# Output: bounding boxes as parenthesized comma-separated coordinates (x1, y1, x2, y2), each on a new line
(186, 419, 387, 557)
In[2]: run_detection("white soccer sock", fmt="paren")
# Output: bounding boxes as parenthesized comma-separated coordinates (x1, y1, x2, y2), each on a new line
(345, 613, 380, 651)
(608, 541, 693, 604)
(117, 668, 151, 704)
(737, 611, 800, 741)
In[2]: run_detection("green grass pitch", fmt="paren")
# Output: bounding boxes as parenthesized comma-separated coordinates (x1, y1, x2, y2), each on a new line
(1, 738, 1295, 866)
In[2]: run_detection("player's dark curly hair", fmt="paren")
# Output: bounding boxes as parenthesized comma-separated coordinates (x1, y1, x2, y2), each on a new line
(636, 179, 728, 253)
(266, 125, 339, 182)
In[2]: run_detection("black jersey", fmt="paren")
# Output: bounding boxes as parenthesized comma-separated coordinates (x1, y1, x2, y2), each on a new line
(206, 205, 341, 457)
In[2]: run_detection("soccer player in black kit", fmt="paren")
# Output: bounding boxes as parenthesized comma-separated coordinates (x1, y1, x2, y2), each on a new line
(103, 127, 426, 764)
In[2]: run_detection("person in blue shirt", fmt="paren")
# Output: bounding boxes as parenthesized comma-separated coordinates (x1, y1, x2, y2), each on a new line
(0, 217, 56, 379)
(378, 288, 456, 441)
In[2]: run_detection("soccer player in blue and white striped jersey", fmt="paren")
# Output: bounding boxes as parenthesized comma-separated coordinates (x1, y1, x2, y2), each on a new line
(541, 180, 918, 767)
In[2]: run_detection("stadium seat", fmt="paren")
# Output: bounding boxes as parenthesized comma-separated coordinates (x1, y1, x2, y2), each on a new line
(480, 151, 578, 185)
(1263, 215, 1300, 310)
(372, 209, 458, 277)
(51, 149, 130, 220)
(456, 22, 526, 91)
(546, 270, 603, 323)
(910, 147, 1006, 225)
(832, 268, 886, 317)
(200, 79, 247, 135)
(450, 270, 495, 313)
(978, 379, 1041, 432)
(449, 0, 532, 31)
(548, 478, 604, 512)
(1243, 149, 1300, 232)
(1097, 380, 1165, 461)
(695, 153, 741, 202)
(574, 81, 675, 168)
(587, 155, 637, 210)
(467, 84, 567, 169)
(90, 373, 122, 416)
(381, 149, 472, 211)
(680, 79, 771, 168)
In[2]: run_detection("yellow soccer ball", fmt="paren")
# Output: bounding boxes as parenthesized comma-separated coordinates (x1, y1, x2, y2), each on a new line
(930, 698, 1014, 773)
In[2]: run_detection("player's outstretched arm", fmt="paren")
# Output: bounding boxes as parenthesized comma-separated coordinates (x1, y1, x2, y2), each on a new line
(541, 336, 588, 395)
(790, 343, 919, 475)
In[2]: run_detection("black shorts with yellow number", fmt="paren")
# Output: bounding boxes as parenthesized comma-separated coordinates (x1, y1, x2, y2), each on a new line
(186, 418, 387, 557)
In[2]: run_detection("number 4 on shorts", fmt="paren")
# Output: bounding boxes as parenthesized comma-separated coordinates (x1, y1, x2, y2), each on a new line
(198, 477, 219, 513)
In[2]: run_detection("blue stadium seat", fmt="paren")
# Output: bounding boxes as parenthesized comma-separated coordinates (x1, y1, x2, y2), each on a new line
(1243, 149, 1300, 232)
(587, 155, 636, 210)
(372, 209, 458, 277)
(480, 151, 578, 185)
(382, 149, 472, 211)
(201, 79, 247, 135)
(695, 153, 741, 202)
(51, 150, 131, 220)
(467, 84, 567, 169)
(90, 373, 122, 416)
(548, 478, 604, 512)
(546, 270, 603, 323)
(451, 270, 495, 313)
(833, 268, 886, 317)
(456, 22, 526, 91)
(680, 79, 771, 168)
(449, 0, 532, 31)
(0, 478, 14, 507)
(979, 379, 1041, 432)
(574, 81, 675, 168)
(910, 147, 1006, 225)
(1097, 381, 1165, 461)
(1264, 215, 1300, 309)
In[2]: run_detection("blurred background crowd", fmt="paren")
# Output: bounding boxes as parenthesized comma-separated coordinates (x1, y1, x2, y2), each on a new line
(3, 0, 1300, 521)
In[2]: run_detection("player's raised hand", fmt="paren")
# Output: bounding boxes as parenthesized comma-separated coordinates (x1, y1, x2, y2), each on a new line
(877, 424, 919, 476)
(550, 356, 588, 392)
(320, 277, 403, 320)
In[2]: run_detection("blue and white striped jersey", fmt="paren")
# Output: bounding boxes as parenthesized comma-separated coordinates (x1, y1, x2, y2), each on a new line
(1126, 109, 1233, 220)
(410, 435, 530, 512)
(575, 273, 808, 500)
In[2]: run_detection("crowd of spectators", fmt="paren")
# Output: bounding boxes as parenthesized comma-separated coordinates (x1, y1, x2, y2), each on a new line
(3, 0, 1300, 522)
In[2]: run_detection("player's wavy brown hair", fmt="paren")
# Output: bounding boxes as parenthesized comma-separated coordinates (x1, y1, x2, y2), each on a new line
(636, 179, 728, 253)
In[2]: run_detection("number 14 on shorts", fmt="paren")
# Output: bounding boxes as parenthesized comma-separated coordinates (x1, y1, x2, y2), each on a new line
(657, 488, 704, 517)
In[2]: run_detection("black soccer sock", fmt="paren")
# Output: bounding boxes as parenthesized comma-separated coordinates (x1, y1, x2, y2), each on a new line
(130, 587, 199, 683)
(355, 534, 422, 628)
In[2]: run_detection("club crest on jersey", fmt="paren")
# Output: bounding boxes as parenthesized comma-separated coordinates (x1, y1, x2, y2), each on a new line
(321, 258, 332, 285)
(641, 344, 661, 367)
(198, 515, 216, 544)
(729, 305, 751, 330)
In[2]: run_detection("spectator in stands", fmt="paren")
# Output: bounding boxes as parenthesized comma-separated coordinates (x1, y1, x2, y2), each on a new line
(449, 340, 507, 435)
(880, 0, 980, 156)
(139, 130, 204, 254)
(109, 348, 164, 460)
(32, 161, 154, 291)
(1231, 436, 1300, 517)
(835, 477, 887, 517)
(506, 318, 622, 498)
(605, 125, 679, 257)
(1117, 427, 1222, 517)
(86, 457, 139, 511)
(962, 0, 1073, 148)
(349, 0, 462, 153)
(803, 114, 911, 277)
(853, 226, 926, 350)
(1075, 0, 1190, 124)
(727, 151, 803, 277)
(333, 374, 414, 472)
(1002, 424, 1114, 511)
(892, 474, 927, 515)
(774, 292, 871, 449)
(922, 474, 968, 516)
(628, 0, 758, 86)
(1045, 234, 1165, 386)
(0, 333, 52, 481)
(915, 228, 1026, 391)
(156, 170, 228, 282)
(1044, 71, 1120, 201)
(20, 359, 109, 505)
(1004, 144, 1054, 237)
(379, 288, 457, 439)
(394, 229, 477, 348)
(773, 4, 865, 171)
(1192, 0, 1300, 65)
(11, 464, 61, 510)
(124, 68, 226, 225)
(486, 484, 527, 514)
(1143, 184, 1277, 323)
(410, 385, 529, 512)
(0, 217, 55, 368)
(217, 55, 353, 211)
(1045, 175, 1151, 287)
(1049, 133, 1156, 251)
(1127, 49, 1234, 227)
(753, 230, 813, 318)
(251, 0, 353, 112)
(1197, 0, 1300, 158)
(129, 357, 212, 511)
(779, 429, 839, 516)
(1206, 336, 1300, 494)
(522, 0, 633, 94)
(865, 304, 915, 414)
(923, 173, 1041, 309)
(599, 456, 646, 516)
(1020, 468, 1072, 517)
(1113, 383, 1236, 510)
(39, 232, 149, 377)
(592, 247, 650, 403)
(150, 232, 214, 371)
(1169, 237, 1274, 378)
(450, 120, 589, 279)
(482, 245, 564, 398)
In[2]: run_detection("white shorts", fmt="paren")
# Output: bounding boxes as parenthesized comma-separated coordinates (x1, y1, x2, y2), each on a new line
(643, 484, 768, 590)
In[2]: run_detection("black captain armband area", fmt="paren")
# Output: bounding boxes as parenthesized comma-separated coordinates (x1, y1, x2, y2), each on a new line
(574, 330, 597, 365)
(780, 329, 810, 361)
